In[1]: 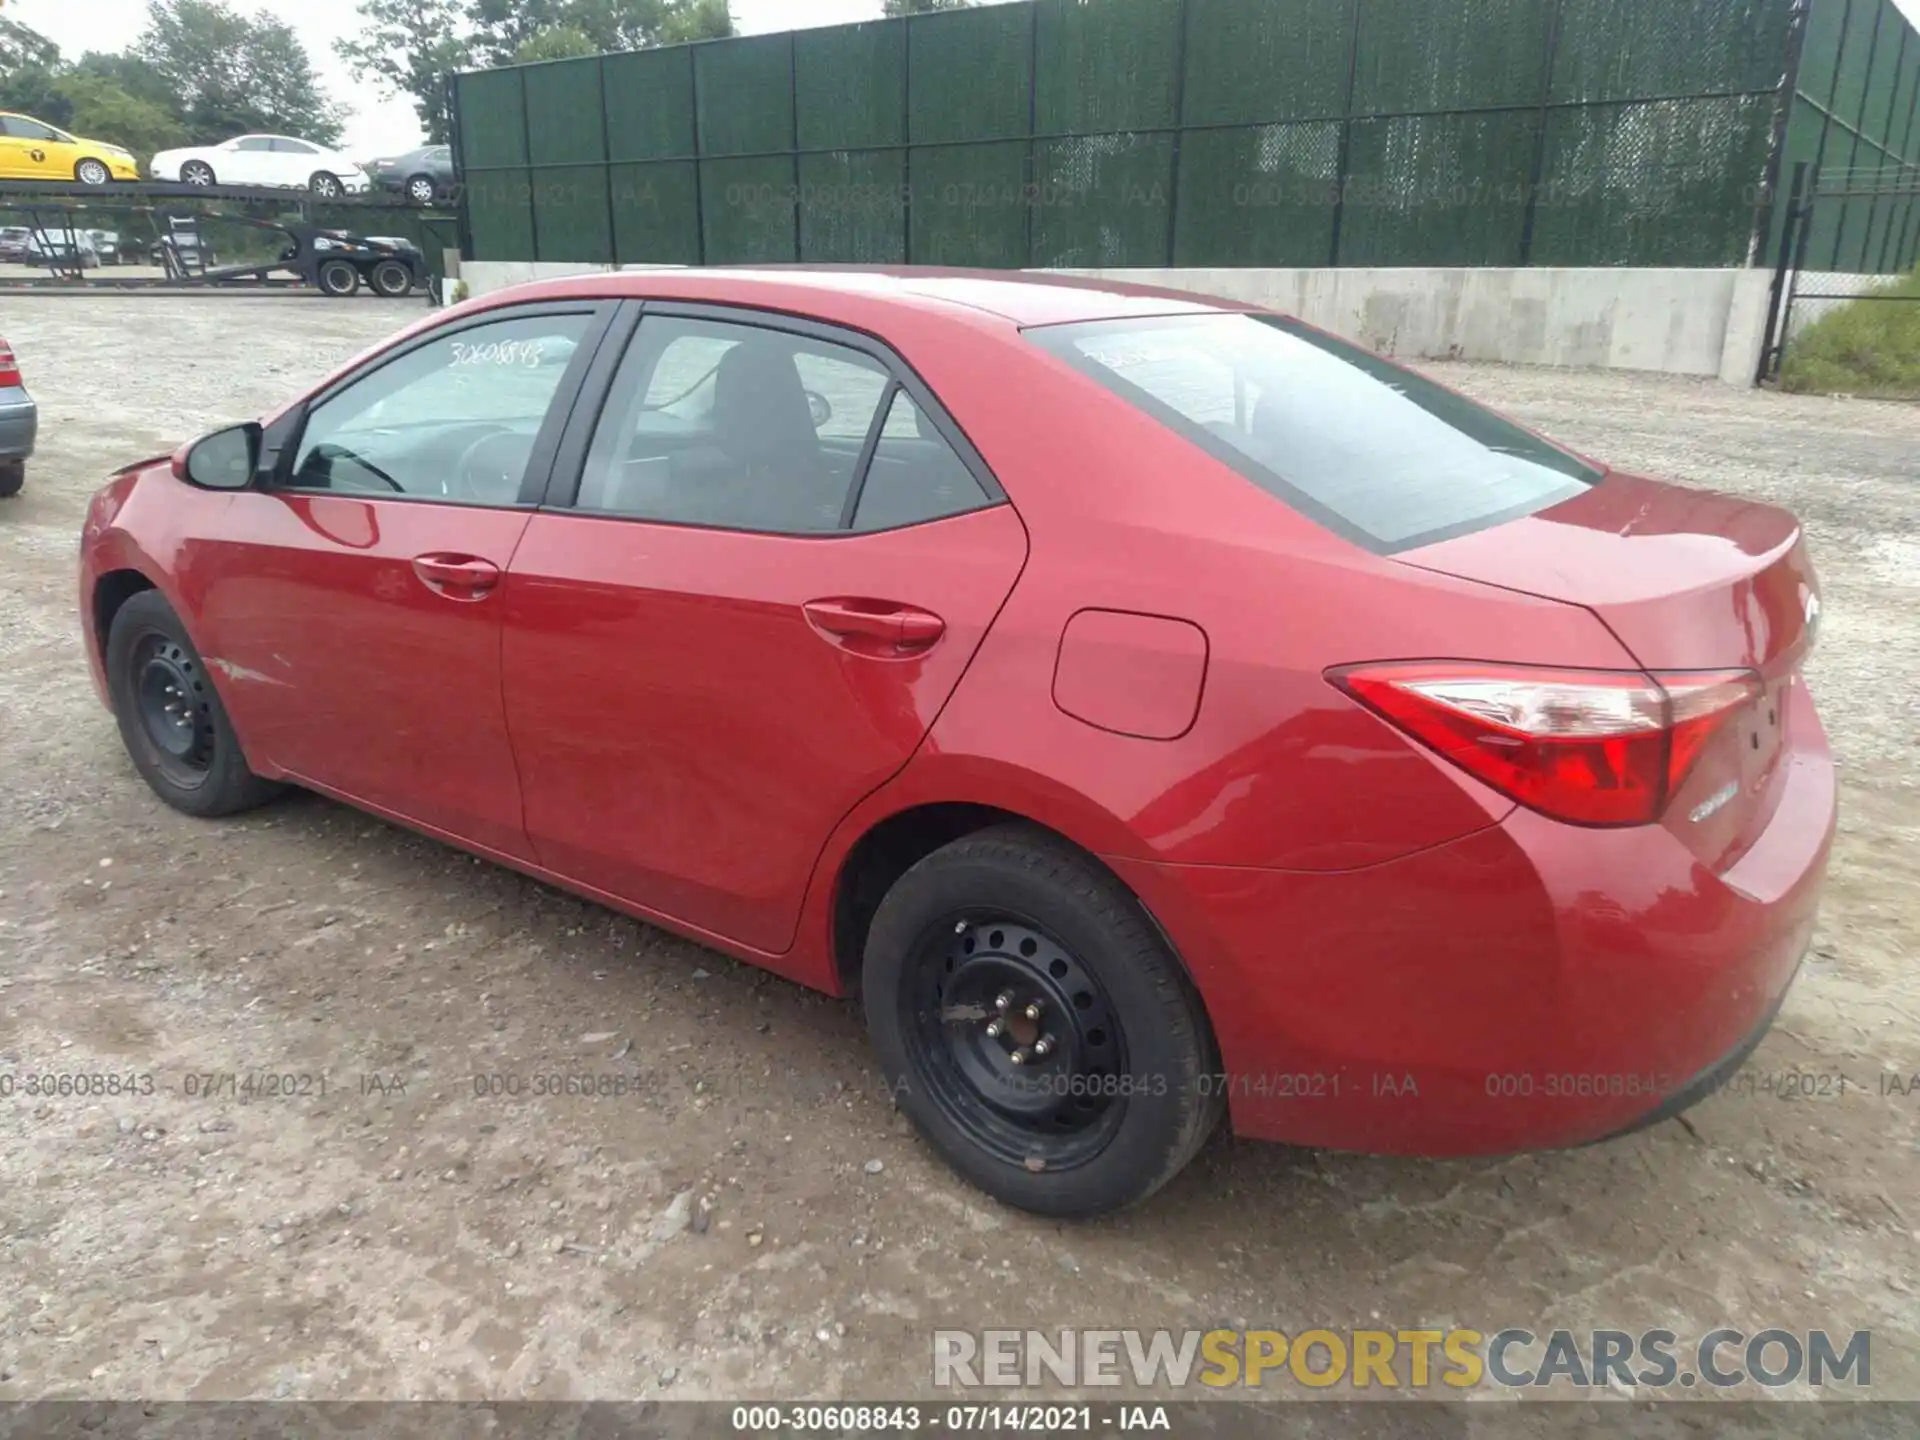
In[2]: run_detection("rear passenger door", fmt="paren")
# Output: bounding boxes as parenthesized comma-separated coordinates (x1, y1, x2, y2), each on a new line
(499, 304, 1028, 955)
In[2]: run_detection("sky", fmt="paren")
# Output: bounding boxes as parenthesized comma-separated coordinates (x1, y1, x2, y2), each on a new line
(8, 0, 1920, 157)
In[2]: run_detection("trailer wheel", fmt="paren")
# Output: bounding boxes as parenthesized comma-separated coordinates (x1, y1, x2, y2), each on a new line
(367, 259, 415, 298)
(316, 258, 361, 297)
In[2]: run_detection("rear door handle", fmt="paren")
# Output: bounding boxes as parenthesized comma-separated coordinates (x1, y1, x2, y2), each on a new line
(412, 553, 502, 599)
(803, 598, 946, 654)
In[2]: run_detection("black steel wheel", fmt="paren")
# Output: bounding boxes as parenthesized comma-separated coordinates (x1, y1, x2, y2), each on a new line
(864, 824, 1223, 1217)
(906, 914, 1131, 1170)
(130, 634, 215, 787)
(105, 590, 281, 817)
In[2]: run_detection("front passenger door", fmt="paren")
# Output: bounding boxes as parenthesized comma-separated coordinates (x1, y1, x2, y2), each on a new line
(192, 303, 612, 857)
(0, 117, 60, 180)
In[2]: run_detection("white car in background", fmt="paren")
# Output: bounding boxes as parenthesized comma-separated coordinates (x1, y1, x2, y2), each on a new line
(149, 135, 370, 198)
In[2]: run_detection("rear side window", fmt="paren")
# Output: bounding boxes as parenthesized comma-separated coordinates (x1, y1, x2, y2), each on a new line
(574, 314, 990, 536)
(1027, 314, 1598, 552)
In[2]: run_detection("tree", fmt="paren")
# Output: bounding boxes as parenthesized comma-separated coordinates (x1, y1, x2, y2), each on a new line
(881, 0, 975, 14)
(335, 0, 472, 145)
(465, 0, 732, 67)
(0, 16, 62, 76)
(135, 0, 345, 146)
(58, 68, 189, 166)
(513, 25, 599, 63)
(658, 0, 733, 44)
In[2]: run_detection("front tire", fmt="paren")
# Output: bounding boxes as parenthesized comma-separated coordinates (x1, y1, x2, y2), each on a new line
(180, 161, 215, 186)
(105, 590, 281, 818)
(75, 158, 112, 186)
(863, 824, 1222, 1218)
(310, 172, 343, 199)
(406, 175, 437, 205)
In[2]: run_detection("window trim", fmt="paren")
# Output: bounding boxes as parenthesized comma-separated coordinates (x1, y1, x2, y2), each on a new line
(538, 299, 1006, 538)
(270, 299, 620, 510)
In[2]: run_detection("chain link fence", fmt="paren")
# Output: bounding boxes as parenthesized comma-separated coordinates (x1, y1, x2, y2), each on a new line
(450, 0, 1915, 274)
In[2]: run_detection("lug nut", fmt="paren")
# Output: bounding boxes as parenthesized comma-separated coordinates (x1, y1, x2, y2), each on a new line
(994, 991, 1013, 1013)
(1008, 1048, 1028, 1066)
(985, 1020, 1003, 1039)
(954, 920, 968, 934)
(1032, 1036, 1053, 1058)
(1023, 1002, 1043, 1021)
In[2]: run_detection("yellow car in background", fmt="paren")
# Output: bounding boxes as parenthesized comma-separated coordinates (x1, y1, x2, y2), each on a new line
(0, 111, 139, 186)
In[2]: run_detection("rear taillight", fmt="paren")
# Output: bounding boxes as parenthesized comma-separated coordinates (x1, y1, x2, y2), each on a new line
(1329, 662, 1761, 826)
(0, 342, 20, 388)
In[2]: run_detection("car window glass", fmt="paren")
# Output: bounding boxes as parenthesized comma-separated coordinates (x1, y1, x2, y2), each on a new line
(7, 117, 58, 140)
(236, 138, 276, 153)
(275, 139, 319, 154)
(285, 313, 591, 506)
(851, 391, 989, 532)
(576, 316, 893, 534)
(1030, 314, 1598, 552)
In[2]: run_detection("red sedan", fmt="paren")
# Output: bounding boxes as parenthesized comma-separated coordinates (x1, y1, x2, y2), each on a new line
(79, 270, 1833, 1216)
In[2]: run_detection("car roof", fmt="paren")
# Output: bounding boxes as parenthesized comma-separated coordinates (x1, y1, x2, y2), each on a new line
(513, 266, 1253, 328)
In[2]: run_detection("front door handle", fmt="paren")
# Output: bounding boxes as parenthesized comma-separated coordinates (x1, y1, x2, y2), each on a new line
(803, 598, 946, 655)
(412, 553, 501, 599)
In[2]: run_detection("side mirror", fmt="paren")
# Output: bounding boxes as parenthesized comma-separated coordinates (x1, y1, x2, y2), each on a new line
(173, 422, 261, 490)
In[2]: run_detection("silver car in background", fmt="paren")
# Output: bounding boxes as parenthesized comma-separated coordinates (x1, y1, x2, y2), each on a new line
(0, 337, 35, 498)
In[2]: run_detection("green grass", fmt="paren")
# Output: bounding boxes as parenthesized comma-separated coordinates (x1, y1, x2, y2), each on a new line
(1780, 266, 1920, 399)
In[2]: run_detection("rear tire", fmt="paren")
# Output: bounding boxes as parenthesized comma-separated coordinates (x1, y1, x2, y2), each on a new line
(0, 460, 22, 498)
(75, 158, 112, 186)
(309, 172, 343, 199)
(368, 258, 414, 297)
(180, 161, 215, 186)
(105, 590, 281, 818)
(316, 257, 360, 297)
(862, 824, 1222, 1218)
(406, 175, 437, 205)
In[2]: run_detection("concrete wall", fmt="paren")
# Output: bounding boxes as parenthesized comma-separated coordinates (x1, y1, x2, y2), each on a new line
(460, 261, 1776, 386)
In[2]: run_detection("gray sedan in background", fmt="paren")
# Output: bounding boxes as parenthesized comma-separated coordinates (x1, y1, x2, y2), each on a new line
(0, 337, 35, 498)
(367, 144, 453, 204)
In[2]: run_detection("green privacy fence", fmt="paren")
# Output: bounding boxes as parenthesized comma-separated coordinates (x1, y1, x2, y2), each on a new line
(1769, 0, 1920, 273)
(451, 0, 1914, 273)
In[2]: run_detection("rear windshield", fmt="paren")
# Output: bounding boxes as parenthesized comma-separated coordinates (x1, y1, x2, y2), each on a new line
(1027, 313, 1599, 552)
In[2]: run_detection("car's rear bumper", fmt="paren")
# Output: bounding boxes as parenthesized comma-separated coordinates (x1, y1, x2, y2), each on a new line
(0, 392, 36, 461)
(1114, 682, 1836, 1156)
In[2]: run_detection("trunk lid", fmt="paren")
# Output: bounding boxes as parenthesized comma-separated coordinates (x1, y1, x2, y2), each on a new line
(1400, 471, 1820, 870)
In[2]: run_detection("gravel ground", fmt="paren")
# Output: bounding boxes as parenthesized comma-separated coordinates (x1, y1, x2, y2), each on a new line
(0, 295, 1916, 1405)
